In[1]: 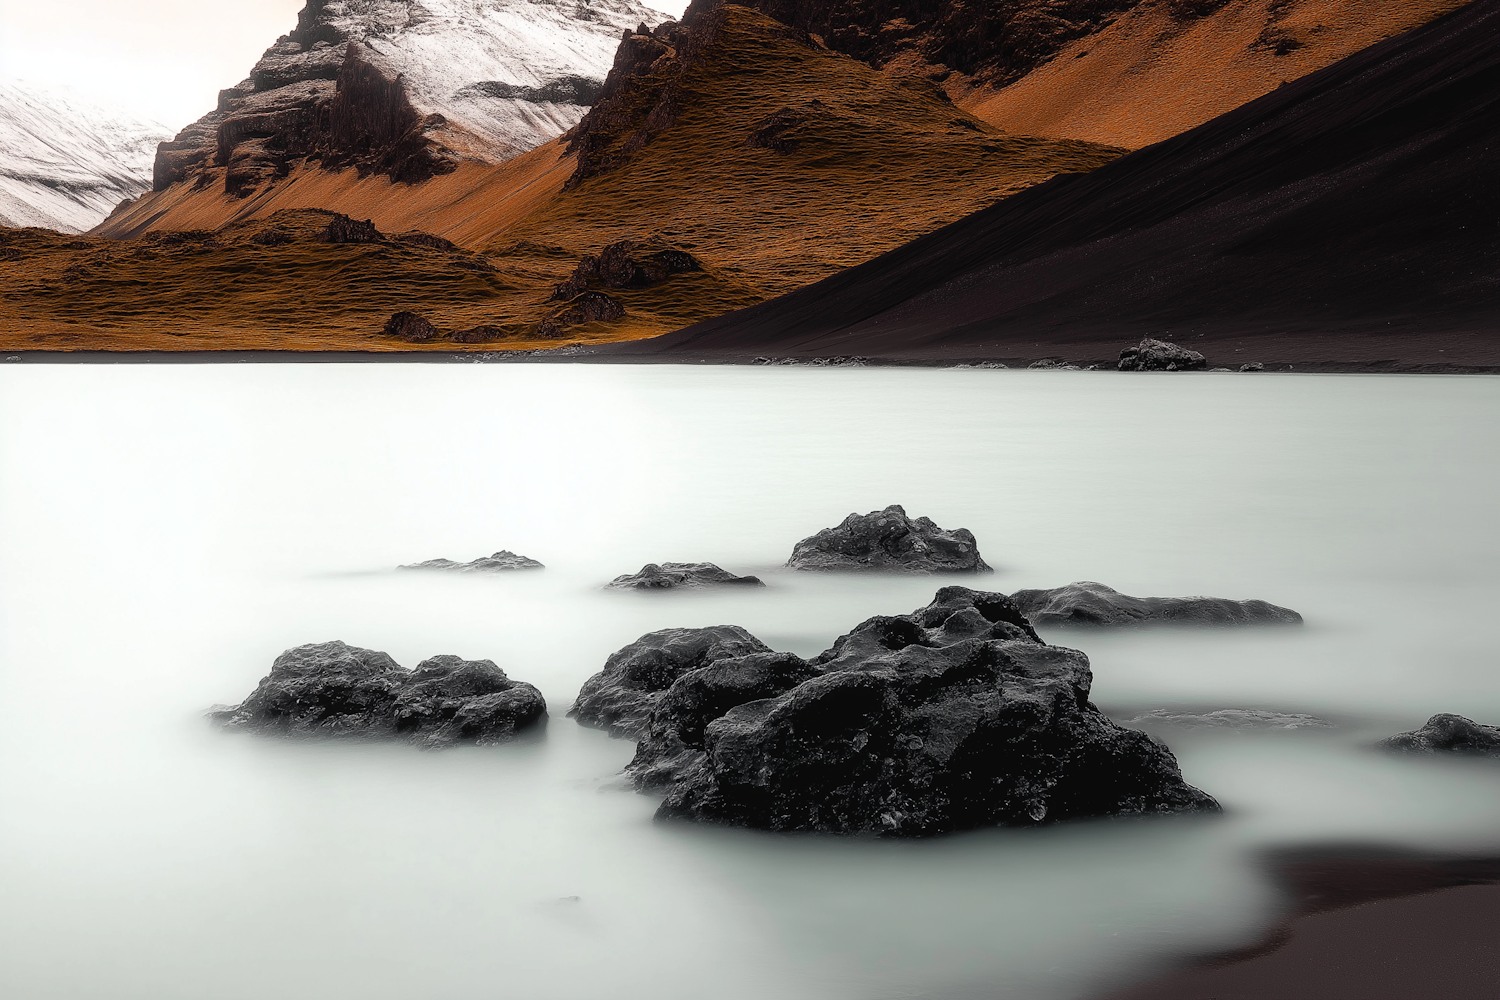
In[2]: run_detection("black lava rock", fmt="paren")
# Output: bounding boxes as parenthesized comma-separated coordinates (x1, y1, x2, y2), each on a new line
(384, 310, 439, 342)
(592, 587, 1218, 835)
(1118, 338, 1207, 371)
(211, 641, 545, 746)
(1010, 581, 1302, 627)
(787, 504, 992, 573)
(569, 626, 770, 738)
(320, 214, 383, 244)
(606, 562, 764, 590)
(400, 550, 544, 572)
(1382, 714, 1500, 756)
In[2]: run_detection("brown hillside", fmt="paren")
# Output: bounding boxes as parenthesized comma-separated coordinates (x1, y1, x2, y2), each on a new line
(6, 5, 1122, 352)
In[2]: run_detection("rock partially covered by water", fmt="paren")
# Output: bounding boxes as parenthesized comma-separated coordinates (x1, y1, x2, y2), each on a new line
(400, 550, 544, 572)
(211, 641, 545, 746)
(787, 504, 991, 573)
(1011, 581, 1302, 627)
(1118, 338, 1207, 371)
(603, 587, 1217, 835)
(606, 562, 764, 590)
(569, 626, 771, 738)
(1382, 714, 1500, 756)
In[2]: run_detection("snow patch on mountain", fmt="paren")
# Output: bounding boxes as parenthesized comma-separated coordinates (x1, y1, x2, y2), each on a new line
(0, 79, 172, 233)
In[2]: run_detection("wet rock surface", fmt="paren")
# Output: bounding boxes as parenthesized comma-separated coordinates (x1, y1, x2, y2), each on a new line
(787, 504, 991, 573)
(400, 550, 544, 572)
(1117, 337, 1208, 371)
(595, 586, 1216, 835)
(607, 562, 764, 590)
(211, 641, 546, 746)
(1011, 581, 1302, 627)
(1382, 714, 1500, 756)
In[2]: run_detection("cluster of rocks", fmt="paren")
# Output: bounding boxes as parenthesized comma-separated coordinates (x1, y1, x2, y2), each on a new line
(787, 504, 991, 573)
(571, 587, 1220, 835)
(211, 641, 545, 747)
(1010, 581, 1304, 627)
(537, 291, 627, 339)
(400, 550, 545, 573)
(551, 239, 701, 301)
(607, 562, 764, 590)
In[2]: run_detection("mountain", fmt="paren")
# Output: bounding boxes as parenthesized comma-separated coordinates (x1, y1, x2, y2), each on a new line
(18, 4, 1120, 351)
(0, 80, 172, 233)
(612, 0, 1500, 371)
(139, 0, 662, 204)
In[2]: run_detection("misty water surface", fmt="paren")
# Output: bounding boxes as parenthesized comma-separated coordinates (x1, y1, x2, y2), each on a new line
(2, 363, 1498, 1000)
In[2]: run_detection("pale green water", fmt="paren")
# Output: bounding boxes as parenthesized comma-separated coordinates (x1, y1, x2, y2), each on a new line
(1, 364, 1497, 999)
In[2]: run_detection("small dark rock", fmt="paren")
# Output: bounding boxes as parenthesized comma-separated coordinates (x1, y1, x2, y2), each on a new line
(1382, 714, 1500, 756)
(601, 586, 1217, 835)
(745, 107, 805, 152)
(606, 562, 765, 590)
(249, 227, 293, 246)
(319, 214, 384, 244)
(1010, 581, 1302, 627)
(787, 504, 991, 573)
(1239, 362, 1266, 372)
(210, 640, 545, 746)
(384, 310, 440, 342)
(1029, 357, 1080, 370)
(394, 231, 459, 251)
(452, 324, 508, 344)
(400, 550, 544, 572)
(550, 240, 699, 301)
(569, 626, 771, 738)
(537, 290, 625, 338)
(1118, 338, 1207, 371)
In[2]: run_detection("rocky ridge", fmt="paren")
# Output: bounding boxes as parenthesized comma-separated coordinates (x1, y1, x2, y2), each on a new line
(1011, 581, 1302, 627)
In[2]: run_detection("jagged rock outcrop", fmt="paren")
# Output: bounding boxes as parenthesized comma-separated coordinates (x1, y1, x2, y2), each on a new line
(384, 310, 439, 342)
(149, 0, 662, 200)
(597, 586, 1217, 835)
(1011, 581, 1303, 627)
(570, 626, 772, 737)
(211, 640, 546, 746)
(400, 550, 544, 572)
(551, 239, 701, 300)
(1382, 714, 1500, 756)
(787, 504, 991, 573)
(606, 562, 765, 590)
(537, 290, 625, 338)
(1118, 337, 1207, 371)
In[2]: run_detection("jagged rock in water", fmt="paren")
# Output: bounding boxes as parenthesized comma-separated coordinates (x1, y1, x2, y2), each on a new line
(1382, 714, 1500, 756)
(319, 214, 382, 244)
(210, 641, 546, 746)
(607, 562, 765, 590)
(570, 626, 771, 737)
(400, 550, 544, 572)
(538, 290, 625, 337)
(551, 239, 701, 300)
(384, 311, 439, 342)
(1117, 338, 1207, 371)
(1010, 581, 1302, 627)
(787, 504, 991, 573)
(1126, 708, 1333, 730)
(609, 586, 1217, 835)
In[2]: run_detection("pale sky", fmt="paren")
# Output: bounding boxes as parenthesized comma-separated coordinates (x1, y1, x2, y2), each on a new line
(0, 0, 689, 132)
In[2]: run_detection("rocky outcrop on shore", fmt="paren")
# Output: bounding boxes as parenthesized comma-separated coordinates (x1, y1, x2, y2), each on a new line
(211, 641, 546, 746)
(787, 505, 991, 573)
(400, 550, 544, 572)
(1117, 338, 1207, 371)
(1382, 714, 1500, 756)
(1011, 581, 1302, 627)
(606, 562, 764, 590)
(583, 586, 1218, 835)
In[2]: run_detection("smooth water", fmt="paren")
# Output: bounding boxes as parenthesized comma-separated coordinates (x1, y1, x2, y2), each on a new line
(2, 364, 1498, 1000)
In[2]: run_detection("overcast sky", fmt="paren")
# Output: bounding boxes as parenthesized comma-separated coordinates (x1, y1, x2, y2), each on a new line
(0, 0, 688, 131)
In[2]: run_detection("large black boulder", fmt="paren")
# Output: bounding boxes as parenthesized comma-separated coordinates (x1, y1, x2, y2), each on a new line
(606, 562, 764, 590)
(212, 641, 546, 747)
(568, 626, 770, 738)
(588, 587, 1217, 835)
(1010, 581, 1302, 627)
(400, 550, 544, 572)
(787, 504, 992, 573)
(1382, 714, 1500, 756)
(1117, 338, 1207, 371)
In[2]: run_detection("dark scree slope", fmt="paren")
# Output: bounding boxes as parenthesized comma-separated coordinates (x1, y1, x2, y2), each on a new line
(613, 0, 1500, 368)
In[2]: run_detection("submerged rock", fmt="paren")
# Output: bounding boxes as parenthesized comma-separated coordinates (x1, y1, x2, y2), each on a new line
(570, 626, 770, 738)
(1118, 338, 1207, 371)
(586, 587, 1218, 835)
(606, 562, 764, 590)
(787, 504, 991, 573)
(1126, 709, 1332, 730)
(1382, 714, 1500, 756)
(1010, 581, 1302, 627)
(211, 641, 546, 746)
(400, 550, 544, 572)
